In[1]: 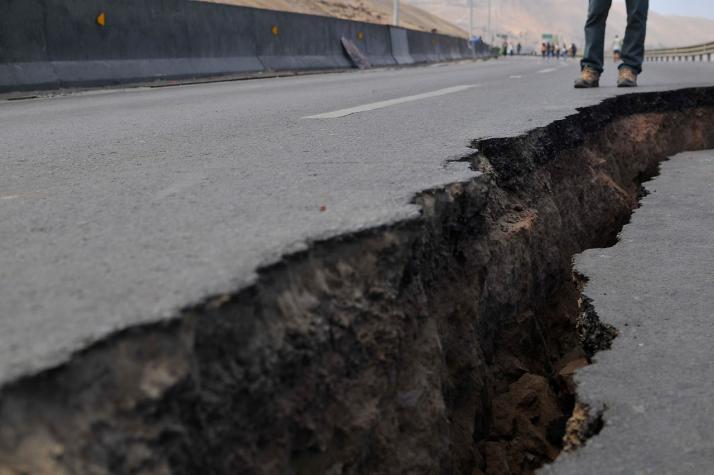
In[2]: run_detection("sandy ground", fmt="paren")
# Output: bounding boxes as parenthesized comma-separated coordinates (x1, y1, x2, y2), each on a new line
(198, 0, 468, 38)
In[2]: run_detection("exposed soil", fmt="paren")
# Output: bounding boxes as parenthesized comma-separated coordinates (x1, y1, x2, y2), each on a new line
(1, 88, 713, 475)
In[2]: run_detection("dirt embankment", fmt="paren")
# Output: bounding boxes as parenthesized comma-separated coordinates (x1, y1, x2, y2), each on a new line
(199, 0, 469, 38)
(1, 88, 713, 475)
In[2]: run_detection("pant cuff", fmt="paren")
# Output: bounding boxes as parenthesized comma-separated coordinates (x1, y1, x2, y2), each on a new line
(619, 63, 642, 74)
(580, 61, 603, 73)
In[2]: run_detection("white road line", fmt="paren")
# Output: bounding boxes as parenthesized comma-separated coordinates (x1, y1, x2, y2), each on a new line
(537, 68, 557, 74)
(302, 85, 479, 119)
(509, 75, 523, 79)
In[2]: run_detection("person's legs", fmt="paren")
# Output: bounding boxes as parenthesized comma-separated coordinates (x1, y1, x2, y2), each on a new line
(621, 0, 649, 74)
(581, 0, 613, 73)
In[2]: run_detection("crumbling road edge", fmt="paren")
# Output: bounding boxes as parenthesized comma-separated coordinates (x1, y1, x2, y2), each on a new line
(1, 87, 713, 475)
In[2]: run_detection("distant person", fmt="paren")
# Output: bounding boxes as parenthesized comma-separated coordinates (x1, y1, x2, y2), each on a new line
(612, 34, 623, 62)
(575, 1, 649, 88)
(554, 42, 560, 58)
(541, 42, 547, 58)
(502, 40, 508, 56)
(571, 43, 578, 58)
(508, 42, 514, 56)
(517, 42, 522, 55)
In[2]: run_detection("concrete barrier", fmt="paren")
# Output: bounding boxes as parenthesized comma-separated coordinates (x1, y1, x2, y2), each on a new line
(390, 27, 414, 65)
(0, 0, 264, 90)
(0, 0, 57, 90)
(406, 30, 443, 63)
(0, 0, 488, 92)
(439, 34, 466, 61)
(339, 20, 396, 67)
(253, 9, 351, 71)
(406, 30, 474, 63)
(181, 1, 263, 75)
(66, 0, 263, 81)
(470, 40, 492, 59)
(254, 11, 397, 71)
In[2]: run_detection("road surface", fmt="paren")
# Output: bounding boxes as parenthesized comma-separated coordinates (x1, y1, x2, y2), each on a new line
(1, 56, 713, 386)
(546, 150, 714, 474)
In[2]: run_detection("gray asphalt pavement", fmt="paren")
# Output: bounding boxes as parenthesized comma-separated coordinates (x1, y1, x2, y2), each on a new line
(1, 57, 713, 386)
(545, 150, 714, 475)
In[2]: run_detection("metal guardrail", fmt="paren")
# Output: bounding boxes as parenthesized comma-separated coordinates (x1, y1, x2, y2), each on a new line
(646, 42, 714, 62)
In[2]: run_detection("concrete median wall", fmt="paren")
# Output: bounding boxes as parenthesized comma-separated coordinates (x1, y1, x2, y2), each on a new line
(405, 30, 491, 64)
(253, 9, 350, 71)
(0, 0, 491, 92)
(390, 27, 413, 65)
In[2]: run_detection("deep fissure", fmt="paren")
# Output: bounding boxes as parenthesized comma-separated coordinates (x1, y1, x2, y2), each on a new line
(0, 88, 713, 475)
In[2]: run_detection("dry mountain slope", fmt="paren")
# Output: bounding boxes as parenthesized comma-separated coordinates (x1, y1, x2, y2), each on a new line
(407, 0, 714, 49)
(201, 0, 468, 38)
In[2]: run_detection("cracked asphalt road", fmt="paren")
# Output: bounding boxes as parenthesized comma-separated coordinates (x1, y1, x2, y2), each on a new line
(545, 150, 714, 475)
(1, 56, 713, 386)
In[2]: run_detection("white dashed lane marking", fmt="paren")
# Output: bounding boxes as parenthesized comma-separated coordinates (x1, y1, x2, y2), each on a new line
(303, 85, 480, 119)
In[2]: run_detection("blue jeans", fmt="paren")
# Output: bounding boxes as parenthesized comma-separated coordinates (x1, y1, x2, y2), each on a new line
(581, 0, 649, 74)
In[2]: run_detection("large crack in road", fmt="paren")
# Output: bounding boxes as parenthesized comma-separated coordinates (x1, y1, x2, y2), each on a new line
(1, 87, 713, 475)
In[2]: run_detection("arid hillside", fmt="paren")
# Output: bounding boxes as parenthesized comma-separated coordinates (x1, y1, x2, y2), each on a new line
(200, 0, 468, 38)
(407, 0, 714, 49)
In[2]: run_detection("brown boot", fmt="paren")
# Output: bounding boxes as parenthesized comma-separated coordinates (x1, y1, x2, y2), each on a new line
(617, 66, 638, 87)
(574, 67, 600, 88)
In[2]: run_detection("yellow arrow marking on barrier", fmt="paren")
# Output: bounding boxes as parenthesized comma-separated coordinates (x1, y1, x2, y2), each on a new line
(271, 25, 279, 37)
(96, 12, 106, 26)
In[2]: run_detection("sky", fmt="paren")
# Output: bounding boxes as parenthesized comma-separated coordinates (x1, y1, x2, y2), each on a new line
(619, 0, 714, 19)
